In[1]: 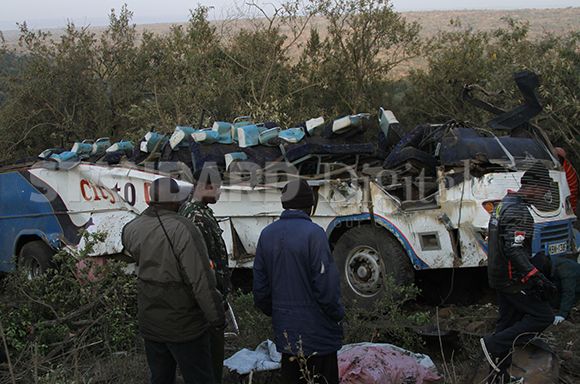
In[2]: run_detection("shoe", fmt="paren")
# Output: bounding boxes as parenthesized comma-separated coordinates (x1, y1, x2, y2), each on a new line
(480, 337, 501, 373)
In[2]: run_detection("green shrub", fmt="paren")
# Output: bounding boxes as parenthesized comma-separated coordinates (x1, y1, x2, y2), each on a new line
(226, 289, 273, 352)
(343, 277, 427, 350)
(0, 232, 138, 382)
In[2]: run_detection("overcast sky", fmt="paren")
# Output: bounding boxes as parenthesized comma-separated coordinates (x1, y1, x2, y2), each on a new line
(1, 0, 578, 30)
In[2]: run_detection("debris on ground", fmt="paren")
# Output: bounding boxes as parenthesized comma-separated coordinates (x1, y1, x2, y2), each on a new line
(411, 303, 580, 384)
(472, 340, 559, 384)
(223, 339, 441, 383)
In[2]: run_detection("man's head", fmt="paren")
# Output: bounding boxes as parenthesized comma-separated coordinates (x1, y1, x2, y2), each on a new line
(193, 166, 222, 204)
(281, 179, 314, 215)
(555, 147, 567, 164)
(519, 162, 552, 205)
(149, 177, 191, 212)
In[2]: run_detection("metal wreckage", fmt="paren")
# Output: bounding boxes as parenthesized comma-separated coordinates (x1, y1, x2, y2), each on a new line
(0, 70, 573, 381)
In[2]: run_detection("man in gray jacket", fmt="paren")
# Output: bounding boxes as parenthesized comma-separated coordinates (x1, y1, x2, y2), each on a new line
(122, 178, 225, 384)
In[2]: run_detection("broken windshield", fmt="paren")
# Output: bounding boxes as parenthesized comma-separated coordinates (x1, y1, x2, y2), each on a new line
(439, 127, 556, 169)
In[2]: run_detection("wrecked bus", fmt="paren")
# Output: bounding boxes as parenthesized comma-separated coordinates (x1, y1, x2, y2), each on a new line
(1, 71, 577, 306)
(132, 71, 578, 304)
(98, 121, 577, 307)
(2, 126, 576, 306)
(205, 122, 576, 305)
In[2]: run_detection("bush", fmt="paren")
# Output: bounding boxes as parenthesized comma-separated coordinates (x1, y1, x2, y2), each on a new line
(0, 233, 138, 382)
(226, 289, 273, 353)
(343, 277, 427, 350)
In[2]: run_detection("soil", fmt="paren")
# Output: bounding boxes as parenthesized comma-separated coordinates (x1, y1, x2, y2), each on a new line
(1, 271, 578, 384)
(221, 301, 580, 383)
(411, 303, 580, 384)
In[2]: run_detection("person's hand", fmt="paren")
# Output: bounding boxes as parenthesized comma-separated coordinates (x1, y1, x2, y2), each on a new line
(528, 273, 557, 300)
(553, 315, 565, 325)
(533, 272, 554, 287)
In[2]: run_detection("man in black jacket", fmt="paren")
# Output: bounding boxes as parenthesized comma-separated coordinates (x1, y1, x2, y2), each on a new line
(481, 163, 556, 384)
(123, 178, 225, 384)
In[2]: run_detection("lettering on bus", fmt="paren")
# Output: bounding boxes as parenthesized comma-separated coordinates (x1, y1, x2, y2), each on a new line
(111, 181, 151, 206)
(80, 179, 116, 204)
(144, 182, 151, 205)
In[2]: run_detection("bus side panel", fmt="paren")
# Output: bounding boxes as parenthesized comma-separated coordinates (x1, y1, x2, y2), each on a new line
(0, 171, 63, 272)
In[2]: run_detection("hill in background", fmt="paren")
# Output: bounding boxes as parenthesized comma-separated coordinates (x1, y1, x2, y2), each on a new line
(2, 7, 579, 51)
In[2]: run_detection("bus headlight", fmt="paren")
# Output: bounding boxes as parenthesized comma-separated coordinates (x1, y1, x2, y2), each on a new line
(482, 200, 500, 214)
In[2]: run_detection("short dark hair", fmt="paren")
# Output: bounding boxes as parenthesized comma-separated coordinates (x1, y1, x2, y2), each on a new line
(149, 177, 190, 205)
(193, 166, 222, 187)
(281, 179, 314, 210)
(521, 162, 551, 187)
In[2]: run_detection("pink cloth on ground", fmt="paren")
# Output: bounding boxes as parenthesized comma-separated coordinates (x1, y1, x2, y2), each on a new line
(338, 344, 441, 384)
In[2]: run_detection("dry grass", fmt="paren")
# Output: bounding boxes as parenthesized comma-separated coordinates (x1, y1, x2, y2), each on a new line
(2, 7, 579, 52)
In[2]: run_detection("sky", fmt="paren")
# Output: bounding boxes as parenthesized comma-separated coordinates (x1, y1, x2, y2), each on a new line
(1, 0, 579, 30)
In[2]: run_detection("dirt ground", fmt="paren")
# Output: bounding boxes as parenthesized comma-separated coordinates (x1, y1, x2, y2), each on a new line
(420, 303, 580, 384)
(1, 309, 577, 384)
(1, 279, 578, 383)
(219, 300, 580, 384)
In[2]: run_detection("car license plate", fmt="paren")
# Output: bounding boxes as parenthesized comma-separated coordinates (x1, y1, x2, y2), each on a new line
(548, 241, 567, 255)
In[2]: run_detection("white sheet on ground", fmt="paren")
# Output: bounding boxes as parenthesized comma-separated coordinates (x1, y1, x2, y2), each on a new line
(224, 339, 282, 375)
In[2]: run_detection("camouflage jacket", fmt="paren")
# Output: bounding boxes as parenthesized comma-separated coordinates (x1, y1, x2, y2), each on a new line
(180, 201, 230, 297)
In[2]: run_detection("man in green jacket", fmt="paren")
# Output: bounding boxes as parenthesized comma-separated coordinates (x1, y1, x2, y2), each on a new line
(122, 177, 225, 384)
(180, 167, 229, 384)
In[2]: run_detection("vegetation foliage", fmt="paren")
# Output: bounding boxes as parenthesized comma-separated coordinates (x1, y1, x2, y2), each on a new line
(1, 0, 576, 166)
(342, 277, 427, 348)
(0, 233, 138, 382)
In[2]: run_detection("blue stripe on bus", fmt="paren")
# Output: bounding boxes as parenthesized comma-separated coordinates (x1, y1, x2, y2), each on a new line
(326, 213, 429, 270)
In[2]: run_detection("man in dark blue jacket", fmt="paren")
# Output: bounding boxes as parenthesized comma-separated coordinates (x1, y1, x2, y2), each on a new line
(253, 179, 345, 384)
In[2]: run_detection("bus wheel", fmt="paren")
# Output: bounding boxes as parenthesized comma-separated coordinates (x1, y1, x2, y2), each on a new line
(333, 226, 414, 309)
(19, 241, 54, 278)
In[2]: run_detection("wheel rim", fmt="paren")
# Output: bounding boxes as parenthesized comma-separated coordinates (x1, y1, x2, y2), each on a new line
(24, 258, 42, 280)
(344, 245, 383, 298)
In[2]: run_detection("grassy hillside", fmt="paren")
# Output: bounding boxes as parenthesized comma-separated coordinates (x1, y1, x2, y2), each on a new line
(2, 7, 578, 51)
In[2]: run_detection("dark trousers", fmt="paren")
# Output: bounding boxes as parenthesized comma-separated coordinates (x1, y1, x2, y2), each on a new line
(484, 291, 553, 371)
(144, 332, 214, 384)
(209, 328, 224, 384)
(280, 351, 339, 384)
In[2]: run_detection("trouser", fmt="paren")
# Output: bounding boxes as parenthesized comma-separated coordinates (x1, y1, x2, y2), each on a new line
(280, 351, 339, 384)
(484, 290, 553, 372)
(209, 327, 224, 384)
(144, 332, 214, 384)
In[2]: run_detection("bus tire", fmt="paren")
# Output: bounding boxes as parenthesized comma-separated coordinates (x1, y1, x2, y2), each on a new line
(333, 225, 414, 308)
(18, 241, 54, 278)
